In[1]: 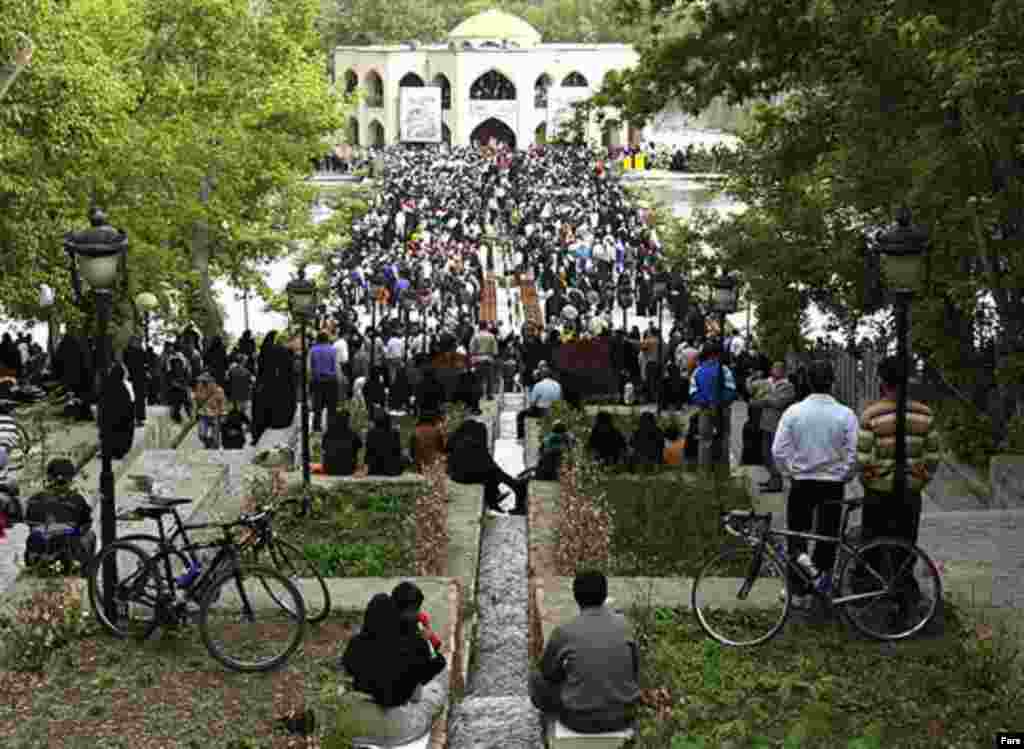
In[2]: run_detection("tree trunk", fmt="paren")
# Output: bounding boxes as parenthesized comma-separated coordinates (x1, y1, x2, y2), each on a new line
(191, 176, 224, 341)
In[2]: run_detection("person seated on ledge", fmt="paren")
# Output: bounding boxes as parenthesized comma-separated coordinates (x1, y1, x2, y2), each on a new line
(447, 418, 527, 515)
(587, 411, 627, 467)
(365, 409, 404, 477)
(630, 412, 665, 471)
(662, 422, 687, 466)
(392, 581, 443, 658)
(318, 410, 362, 476)
(410, 411, 446, 473)
(414, 364, 446, 416)
(535, 421, 574, 480)
(529, 570, 640, 733)
(24, 458, 96, 566)
(339, 592, 447, 746)
(363, 366, 388, 414)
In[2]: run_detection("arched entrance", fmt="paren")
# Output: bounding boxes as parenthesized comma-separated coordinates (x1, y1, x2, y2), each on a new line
(369, 120, 385, 147)
(348, 116, 360, 146)
(365, 71, 384, 108)
(471, 118, 516, 149)
(399, 72, 424, 87)
(432, 74, 452, 110)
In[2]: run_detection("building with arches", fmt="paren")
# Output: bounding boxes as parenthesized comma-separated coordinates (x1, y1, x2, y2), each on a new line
(334, 9, 641, 149)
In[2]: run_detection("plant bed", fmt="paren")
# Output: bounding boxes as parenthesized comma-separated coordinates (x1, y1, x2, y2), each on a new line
(0, 610, 363, 748)
(273, 483, 418, 577)
(623, 602, 1021, 749)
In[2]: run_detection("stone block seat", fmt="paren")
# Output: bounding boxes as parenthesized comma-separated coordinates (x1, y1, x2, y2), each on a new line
(547, 719, 635, 749)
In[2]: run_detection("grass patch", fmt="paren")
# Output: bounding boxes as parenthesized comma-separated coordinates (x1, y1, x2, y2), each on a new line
(273, 483, 418, 578)
(624, 601, 1021, 749)
(0, 612, 362, 748)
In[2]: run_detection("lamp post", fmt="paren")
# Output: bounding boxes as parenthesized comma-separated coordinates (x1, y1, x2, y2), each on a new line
(711, 274, 740, 473)
(874, 207, 928, 506)
(64, 208, 128, 621)
(286, 266, 317, 510)
(617, 274, 633, 332)
(368, 273, 387, 378)
(135, 292, 158, 353)
(652, 272, 671, 417)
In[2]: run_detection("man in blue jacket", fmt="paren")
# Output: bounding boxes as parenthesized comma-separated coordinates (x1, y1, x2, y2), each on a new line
(689, 341, 737, 472)
(308, 332, 338, 433)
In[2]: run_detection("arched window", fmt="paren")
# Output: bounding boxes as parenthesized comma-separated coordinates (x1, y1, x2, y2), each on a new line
(562, 71, 589, 88)
(369, 120, 385, 147)
(534, 73, 552, 109)
(365, 71, 384, 109)
(348, 116, 360, 146)
(399, 72, 424, 87)
(432, 74, 452, 110)
(470, 70, 516, 101)
(344, 69, 358, 96)
(480, 41, 501, 49)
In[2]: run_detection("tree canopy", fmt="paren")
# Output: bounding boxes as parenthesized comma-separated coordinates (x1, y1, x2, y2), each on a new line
(598, 0, 1024, 446)
(1, 0, 348, 339)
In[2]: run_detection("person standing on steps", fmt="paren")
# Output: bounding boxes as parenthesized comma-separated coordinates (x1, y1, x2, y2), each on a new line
(771, 360, 859, 609)
(856, 356, 941, 608)
(689, 341, 737, 472)
(529, 570, 640, 733)
(308, 332, 339, 433)
(516, 361, 562, 440)
(469, 321, 499, 401)
(748, 361, 796, 493)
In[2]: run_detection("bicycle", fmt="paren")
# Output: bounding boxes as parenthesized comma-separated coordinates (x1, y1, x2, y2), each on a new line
(691, 497, 942, 647)
(115, 483, 331, 623)
(88, 500, 306, 672)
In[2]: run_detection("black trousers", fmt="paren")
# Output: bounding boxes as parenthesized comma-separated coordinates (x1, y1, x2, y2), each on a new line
(516, 405, 548, 439)
(455, 461, 522, 509)
(860, 488, 924, 597)
(311, 377, 339, 431)
(131, 376, 148, 422)
(786, 479, 845, 594)
(528, 671, 636, 733)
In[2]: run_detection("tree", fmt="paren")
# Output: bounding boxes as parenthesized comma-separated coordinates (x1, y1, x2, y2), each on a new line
(600, 0, 1024, 445)
(1, 0, 348, 342)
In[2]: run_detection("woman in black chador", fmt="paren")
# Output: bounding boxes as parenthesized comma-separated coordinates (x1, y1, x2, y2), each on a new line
(250, 331, 297, 445)
(100, 362, 136, 460)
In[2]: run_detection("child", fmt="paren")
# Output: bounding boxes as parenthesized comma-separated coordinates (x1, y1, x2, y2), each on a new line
(192, 372, 226, 449)
(391, 580, 442, 658)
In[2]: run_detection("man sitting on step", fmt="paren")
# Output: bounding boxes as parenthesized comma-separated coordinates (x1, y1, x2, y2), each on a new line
(529, 570, 640, 733)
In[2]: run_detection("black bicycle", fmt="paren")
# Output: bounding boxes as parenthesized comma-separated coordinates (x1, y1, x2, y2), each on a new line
(88, 501, 306, 672)
(115, 490, 331, 623)
(692, 497, 942, 647)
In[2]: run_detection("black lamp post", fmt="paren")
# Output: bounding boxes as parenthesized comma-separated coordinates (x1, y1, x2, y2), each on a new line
(368, 273, 387, 377)
(617, 275, 633, 332)
(652, 272, 672, 417)
(874, 207, 928, 505)
(64, 208, 128, 621)
(286, 266, 317, 509)
(711, 274, 740, 473)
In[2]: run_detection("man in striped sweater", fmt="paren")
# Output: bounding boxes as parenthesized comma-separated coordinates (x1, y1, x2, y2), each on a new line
(857, 356, 942, 593)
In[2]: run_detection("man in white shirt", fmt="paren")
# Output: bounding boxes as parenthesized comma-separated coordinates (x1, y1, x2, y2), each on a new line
(335, 332, 350, 401)
(385, 332, 405, 390)
(516, 361, 563, 440)
(772, 360, 859, 607)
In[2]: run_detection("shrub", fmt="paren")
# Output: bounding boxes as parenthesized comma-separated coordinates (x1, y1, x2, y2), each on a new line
(0, 579, 92, 672)
(934, 400, 999, 473)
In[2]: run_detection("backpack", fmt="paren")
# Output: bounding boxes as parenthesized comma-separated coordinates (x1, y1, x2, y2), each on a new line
(220, 412, 247, 450)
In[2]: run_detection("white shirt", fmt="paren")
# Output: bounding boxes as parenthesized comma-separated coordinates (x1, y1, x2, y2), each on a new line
(772, 394, 859, 483)
(335, 337, 349, 367)
(385, 336, 404, 360)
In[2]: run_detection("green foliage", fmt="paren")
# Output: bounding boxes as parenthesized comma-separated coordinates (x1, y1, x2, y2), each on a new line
(1, 0, 349, 339)
(0, 579, 92, 672)
(599, 0, 1024, 443)
(302, 541, 395, 577)
(933, 400, 1000, 472)
(625, 601, 1020, 748)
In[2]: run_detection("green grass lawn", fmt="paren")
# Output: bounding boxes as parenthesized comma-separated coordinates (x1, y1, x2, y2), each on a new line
(626, 603, 1021, 749)
(274, 483, 418, 577)
(0, 611, 361, 748)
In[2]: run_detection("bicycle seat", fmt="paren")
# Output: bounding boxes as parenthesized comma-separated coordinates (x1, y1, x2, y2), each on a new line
(133, 499, 191, 518)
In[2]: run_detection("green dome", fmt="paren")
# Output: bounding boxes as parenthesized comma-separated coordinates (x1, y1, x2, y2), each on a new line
(448, 10, 542, 47)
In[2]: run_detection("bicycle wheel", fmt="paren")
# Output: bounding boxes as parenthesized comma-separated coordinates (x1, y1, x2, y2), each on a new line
(87, 541, 164, 639)
(199, 563, 306, 672)
(835, 537, 942, 641)
(692, 543, 790, 647)
(117, 533, 194, 583)
(264, 538, 331, 623)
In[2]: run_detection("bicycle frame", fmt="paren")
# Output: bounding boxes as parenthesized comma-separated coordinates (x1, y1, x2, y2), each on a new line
(757, 527, 903, 608)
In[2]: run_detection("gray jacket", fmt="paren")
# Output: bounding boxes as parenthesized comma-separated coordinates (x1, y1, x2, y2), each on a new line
(750, 377, 796, 432)
(540, 606, 640, 718)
